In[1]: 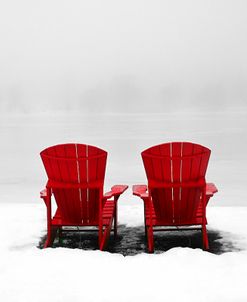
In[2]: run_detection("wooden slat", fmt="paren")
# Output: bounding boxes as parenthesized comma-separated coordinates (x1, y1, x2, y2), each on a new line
(180, 143, 193, 222)
(88, 150, 98, 182)
(160, 144, 173, 221)
(199, 152, 210, 178)
(97, 156, 107, 180)
(142, 156, 155, 180)
(185, 144, 199, 221)
(171, 143, 181, 223)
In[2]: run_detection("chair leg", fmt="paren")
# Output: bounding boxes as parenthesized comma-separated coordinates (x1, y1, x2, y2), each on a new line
(114, 204, 118, 239)
(100, 224, 112, 251)
(44, 226, 58, 248)
(44, 232, 52, 248)
(58, 227, 63, 245)
(144, 205, 147, 238)
(44, 217, 52, 248)
(98, 227, 103, 248)
(147, 226, 154, 253)
(202, 224, 209, 250)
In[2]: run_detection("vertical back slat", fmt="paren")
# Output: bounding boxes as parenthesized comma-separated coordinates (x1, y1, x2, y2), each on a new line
(51, 146, 73, 222)
(97, 156, 107, 181)
(142, 157, 155, 180)
(186, 144, 203, 222)
(88, 147, 99, 182)
(152, 149, 163, 181)
(159, 144, 173, 221)
(180, 143, 193, 222)
(199, 152, 210, 178)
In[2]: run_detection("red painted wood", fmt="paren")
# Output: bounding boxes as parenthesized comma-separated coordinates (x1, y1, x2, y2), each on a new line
(40, 143, 128, 250)
(137, 142, 217, 252)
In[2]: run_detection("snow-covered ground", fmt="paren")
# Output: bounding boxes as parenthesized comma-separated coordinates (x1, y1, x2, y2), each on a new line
(1, 111, 247, 301)
(1, 201, 247, 302)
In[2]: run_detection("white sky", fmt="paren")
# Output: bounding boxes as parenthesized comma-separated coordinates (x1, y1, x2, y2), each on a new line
(0, 0, 247, 113)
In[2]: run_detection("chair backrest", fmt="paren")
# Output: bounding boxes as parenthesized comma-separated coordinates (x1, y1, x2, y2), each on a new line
(40, 143, 107, 224)
(142, 142, 211, 224)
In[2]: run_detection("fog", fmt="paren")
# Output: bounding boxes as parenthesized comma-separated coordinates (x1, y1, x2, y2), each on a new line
(1, 1, 247, 206)
(1, 0, 247, 113)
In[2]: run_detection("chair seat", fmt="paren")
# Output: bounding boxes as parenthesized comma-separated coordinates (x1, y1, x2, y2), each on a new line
(145, 201, 207, 226)
(51, 200, 115, 227)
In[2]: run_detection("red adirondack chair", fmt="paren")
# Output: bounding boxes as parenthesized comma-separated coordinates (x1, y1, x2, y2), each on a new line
(133, 142, 218, 253)
(40, 143, 128, 250)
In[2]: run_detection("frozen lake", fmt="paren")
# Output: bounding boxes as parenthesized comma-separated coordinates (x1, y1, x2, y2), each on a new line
(0, 110, 246, 205)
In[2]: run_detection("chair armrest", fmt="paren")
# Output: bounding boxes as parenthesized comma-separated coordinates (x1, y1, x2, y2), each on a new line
(133, 183, 218, 199)
(40, 187, 52, 207)
(103, 185, 128, 200)
(206, 183, 218, 197)
(40, 189, 47, 199)
(132, 185, 149, 199)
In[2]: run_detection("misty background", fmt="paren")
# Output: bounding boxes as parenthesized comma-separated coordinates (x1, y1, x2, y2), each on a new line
(1, 0, 247, 113)
(0, 0, 247, 205)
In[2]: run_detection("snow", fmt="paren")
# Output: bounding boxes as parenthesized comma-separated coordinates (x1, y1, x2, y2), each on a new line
(0, 201, 247, 301)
